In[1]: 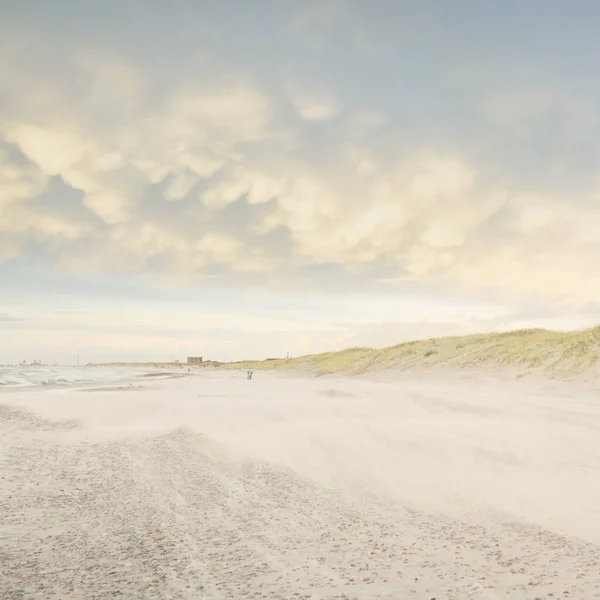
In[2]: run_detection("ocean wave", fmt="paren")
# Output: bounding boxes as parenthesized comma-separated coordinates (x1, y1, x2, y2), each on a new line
(0, 367, 132, 389)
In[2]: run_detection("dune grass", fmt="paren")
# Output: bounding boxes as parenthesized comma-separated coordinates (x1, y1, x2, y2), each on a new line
(89, 326, 600, 379)
(224, 325, 600, 379)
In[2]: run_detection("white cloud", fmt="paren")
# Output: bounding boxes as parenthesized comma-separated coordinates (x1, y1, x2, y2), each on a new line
(5, 125, 88, 175)
(202, 168, 285, 209)
(298, 101, 342, 121)
(83, 192, 131, 225)
(0, 201, 86, 257)
(343, 109, 389, 139)
(480, 87, 600, 141)
(1, 31, 600, 312)
(165, 85, 273, 147)
(7, 208, 83, 240)
(0, 147, 85, 258)
(73, 55, 148, 109)
(196, 233, 241, 263)
(1, 51, 280, 223)
(110, 222, 190, 259)
(446, 245, 600, 304)
(240, 153, 485, 264)
(0, 150, 48, 208)
(4, 123, 142, 224)
(194, 232, 278, 275)
(92, 152, 127, 172)
(285, 83, 343, 121)
(164, 170, 200, 202)
(345, 146, 378, 176)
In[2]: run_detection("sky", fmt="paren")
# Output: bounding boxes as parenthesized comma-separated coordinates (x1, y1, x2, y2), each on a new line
(2, 0, 600, 365)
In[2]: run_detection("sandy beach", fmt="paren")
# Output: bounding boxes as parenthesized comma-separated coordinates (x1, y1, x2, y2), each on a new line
(2, 369, 600, 599)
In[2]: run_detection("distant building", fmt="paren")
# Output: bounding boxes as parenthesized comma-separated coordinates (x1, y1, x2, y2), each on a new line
(187, 357, 203, 364)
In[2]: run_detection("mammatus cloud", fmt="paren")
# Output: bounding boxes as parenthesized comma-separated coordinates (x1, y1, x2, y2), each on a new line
(1, 7, 600, 312)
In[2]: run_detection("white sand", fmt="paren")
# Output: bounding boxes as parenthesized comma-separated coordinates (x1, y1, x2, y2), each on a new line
(2, 370, 600, 599)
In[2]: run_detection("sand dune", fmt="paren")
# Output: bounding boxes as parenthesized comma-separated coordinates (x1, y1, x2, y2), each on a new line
(227, 325, 600, 381)
(2, 370, 600, 599)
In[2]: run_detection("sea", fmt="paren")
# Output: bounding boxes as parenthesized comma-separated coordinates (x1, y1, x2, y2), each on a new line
(0, 365, 139, 390)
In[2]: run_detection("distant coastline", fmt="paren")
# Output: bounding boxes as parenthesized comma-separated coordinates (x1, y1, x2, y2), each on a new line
(86, 324, 600, 381)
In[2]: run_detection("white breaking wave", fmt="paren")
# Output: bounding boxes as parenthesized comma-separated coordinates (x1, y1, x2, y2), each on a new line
(0, 366, 136, 389)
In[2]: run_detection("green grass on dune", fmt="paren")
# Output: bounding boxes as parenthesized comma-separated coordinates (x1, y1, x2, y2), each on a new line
(224, 325, 600, 378)
(88, 326, 600, 379)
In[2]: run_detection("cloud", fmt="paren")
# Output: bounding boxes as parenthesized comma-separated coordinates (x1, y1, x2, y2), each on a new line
(0, 144, 49, 208)
(165, 85, 274, 148)
(242, 153, 488, 266)
(2, 79, 277, 225)
(0, 312, 22, 322)
(0, 144, 87, 256)
(73, 53, 148, 110)
(5, 125, 88, 175)
(298, 102, 342, 121)
(480, 87, 600, 142)
(286, 84, 344, 121)
(1, 7, 600, 318)
(202, 167, 285, 209)
(0, 21, 282, 229)
(342, 110, 389, 141)
(293, 0, 345, 28)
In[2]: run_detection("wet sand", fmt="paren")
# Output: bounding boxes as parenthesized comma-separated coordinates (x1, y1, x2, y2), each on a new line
(2, 370, 600, 599)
